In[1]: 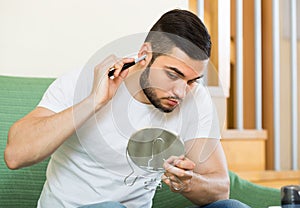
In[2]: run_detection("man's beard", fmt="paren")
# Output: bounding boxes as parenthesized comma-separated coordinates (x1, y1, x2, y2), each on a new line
(139, 67, 176, 113)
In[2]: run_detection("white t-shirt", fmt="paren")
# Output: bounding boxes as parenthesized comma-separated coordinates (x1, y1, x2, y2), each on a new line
(37, 68, 220, 208)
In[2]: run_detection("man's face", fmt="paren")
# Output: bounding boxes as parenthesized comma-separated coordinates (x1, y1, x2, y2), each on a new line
(140, 47, 208, 113)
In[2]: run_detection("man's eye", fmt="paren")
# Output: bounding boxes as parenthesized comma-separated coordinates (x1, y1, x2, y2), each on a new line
(166, 72, 179, 80)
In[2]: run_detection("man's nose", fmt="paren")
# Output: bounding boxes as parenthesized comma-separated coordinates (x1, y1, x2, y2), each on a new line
(173, 80, 187, 99)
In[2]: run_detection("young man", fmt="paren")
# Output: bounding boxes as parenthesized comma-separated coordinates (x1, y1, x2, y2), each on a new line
(5, 9, 249, 208)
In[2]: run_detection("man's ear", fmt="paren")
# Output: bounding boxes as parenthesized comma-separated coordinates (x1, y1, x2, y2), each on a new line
(138, 42, 152, 66)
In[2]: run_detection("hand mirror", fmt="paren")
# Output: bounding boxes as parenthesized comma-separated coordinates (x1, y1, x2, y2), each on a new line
(127, 127, 185, 173)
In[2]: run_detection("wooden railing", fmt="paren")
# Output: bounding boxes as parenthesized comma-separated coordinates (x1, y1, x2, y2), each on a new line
(189, 0, 300, 172)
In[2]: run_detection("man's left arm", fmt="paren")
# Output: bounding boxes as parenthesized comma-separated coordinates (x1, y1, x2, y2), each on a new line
(162, 138, 230, 206)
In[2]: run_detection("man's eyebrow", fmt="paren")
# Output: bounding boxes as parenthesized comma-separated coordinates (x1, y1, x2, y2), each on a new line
(165, 66, 204, 80)
(190, 74, 204, 81)
(165, 66, 185, 77)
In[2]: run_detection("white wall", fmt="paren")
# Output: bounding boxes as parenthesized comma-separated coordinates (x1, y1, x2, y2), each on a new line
(0, 0, 188, 77)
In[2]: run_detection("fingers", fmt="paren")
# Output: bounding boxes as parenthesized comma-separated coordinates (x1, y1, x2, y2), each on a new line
(163, 163, 193, 180)
(108, 57, 135, 80)
(91, 55, 134, 109)
(94, 56, 135, 80)
(164, 155, 195, 172)
(93, 55, 118, 80)
(162, 175, 182, 192)
(162, 172, 193, 193)
(162, 155, 195, 193)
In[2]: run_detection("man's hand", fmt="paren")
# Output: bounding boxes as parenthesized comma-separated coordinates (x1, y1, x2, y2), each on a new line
(162, 155, 195, 192)
(90, 55, 135, 111)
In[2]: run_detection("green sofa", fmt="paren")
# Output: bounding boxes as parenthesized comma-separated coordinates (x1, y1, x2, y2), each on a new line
(0, 75, 281, 208)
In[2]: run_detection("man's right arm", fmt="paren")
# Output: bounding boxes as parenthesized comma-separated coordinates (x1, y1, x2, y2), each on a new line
(4, 94, 97, 170)
(4, 55, 136, 170)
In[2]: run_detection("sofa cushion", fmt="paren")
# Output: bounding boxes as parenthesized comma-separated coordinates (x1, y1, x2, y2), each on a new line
(0, 76, 54, 207)
(152, 183, 194, 208)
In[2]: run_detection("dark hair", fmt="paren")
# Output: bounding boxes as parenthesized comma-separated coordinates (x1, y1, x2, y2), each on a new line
(145, 9, 211, 60)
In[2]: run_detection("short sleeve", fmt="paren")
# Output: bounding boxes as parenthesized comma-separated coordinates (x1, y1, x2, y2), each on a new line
(180, 84, 221, 141)
(38, 69, 81, 113)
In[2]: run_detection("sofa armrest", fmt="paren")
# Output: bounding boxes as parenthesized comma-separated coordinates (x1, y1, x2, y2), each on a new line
(229, 171, 281, 208)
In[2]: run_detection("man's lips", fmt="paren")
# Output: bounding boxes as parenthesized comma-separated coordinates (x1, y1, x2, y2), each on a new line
(166, 98, 179, 107)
